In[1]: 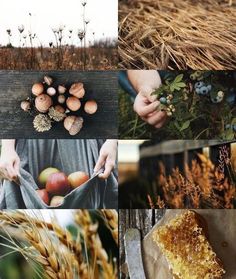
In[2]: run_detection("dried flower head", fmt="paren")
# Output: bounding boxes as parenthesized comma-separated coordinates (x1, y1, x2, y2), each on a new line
(18, 25, 24, 33)
(78, 29, 85, 40)
(48, 107, 66, 122)
(33, 114, 52, 132)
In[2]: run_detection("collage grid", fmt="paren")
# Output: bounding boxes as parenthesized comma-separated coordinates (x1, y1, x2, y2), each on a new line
(0, 0, 235, 278)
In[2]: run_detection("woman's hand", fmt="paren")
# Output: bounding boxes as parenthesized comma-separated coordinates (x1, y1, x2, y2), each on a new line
(128, 70, 167, 128)
(94, 140, 117, 179)
(133, 94, 167, 128)
(0, 140, 20, 181)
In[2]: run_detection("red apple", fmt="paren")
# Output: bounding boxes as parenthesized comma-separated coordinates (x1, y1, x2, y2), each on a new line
(50, 196, 64, 207)
(68, 171, 89, 189)
(38, 167, 60, 188)
(46, 172, 69, 195)
(37, 189, 50, 205)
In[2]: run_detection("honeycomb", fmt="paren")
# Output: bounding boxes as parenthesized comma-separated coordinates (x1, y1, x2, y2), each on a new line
(152, 211, 225, 279)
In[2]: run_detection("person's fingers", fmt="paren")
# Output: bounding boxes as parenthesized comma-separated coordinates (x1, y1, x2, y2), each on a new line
(146, 111, 166, 126)
(99, 159, 115, 179)
(14, 158, 20, 176)
(94, 153, 107, 173)
(134, 100, 160, 118)
(6, 164, 17, 180)
(0, 164, 11, 180)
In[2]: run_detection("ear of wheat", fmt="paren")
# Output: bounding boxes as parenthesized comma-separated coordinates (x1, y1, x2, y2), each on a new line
(0, 210, 118, 279)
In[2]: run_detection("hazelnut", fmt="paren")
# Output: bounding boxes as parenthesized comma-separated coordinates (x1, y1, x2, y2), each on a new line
(69, 83, 85, 98)
(64, 116, 83, 136)
(47, 87, 56, 96)
(35, 94, 53, 113)
(44, 75, 53, 86)
(21, 100, 31, 111)
(58, 95, 66, 104)
(66, 97, 81, 111)
(58, 85, 67, 94)
(84, 100, 97, 114)
(32, 83, 44, 96)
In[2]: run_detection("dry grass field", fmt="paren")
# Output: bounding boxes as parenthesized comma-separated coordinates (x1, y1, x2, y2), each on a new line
(0, 45, 117, 70)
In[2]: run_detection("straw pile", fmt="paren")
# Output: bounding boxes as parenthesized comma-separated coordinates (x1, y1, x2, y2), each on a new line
(119, 0, 236, 69)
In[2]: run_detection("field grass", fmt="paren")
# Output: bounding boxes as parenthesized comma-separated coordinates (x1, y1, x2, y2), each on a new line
(0, 46, 117, 70)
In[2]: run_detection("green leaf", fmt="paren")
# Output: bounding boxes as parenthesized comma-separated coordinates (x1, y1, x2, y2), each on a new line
(231, 118, 236, 125)
(180, 120, 190, 131)
(176, 82, 186, 88)
(174, 74, 184, 83)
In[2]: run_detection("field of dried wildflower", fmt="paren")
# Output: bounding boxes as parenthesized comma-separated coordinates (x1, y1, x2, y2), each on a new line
(0, 45, 117, 70)
(0, 209, 118, 279)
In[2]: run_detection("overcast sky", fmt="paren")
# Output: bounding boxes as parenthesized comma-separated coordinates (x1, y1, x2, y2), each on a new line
(0, 0, 117, 47)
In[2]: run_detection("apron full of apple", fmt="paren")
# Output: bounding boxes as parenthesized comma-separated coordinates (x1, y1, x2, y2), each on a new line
(0, 139, 118, 209)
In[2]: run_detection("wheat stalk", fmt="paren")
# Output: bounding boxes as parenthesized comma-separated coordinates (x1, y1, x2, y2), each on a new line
(75, 210, 117, 279)
(100, 210, 118, 245)
(0, 210, 118, 279)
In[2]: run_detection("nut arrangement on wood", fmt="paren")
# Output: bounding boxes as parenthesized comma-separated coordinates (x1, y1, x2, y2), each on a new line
(20, 75, 98, 135)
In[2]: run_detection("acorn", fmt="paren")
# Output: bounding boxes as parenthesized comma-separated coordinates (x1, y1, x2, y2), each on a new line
(48, 107, 66, 122)
(47, 87, 56, 96)
(84, 100, 97, 114)
(69, 83, 85, 98)
(32, 83, 44, 96)
(21, 100, 31, 111)
(66, 97, 81, 111)
(58, 85, 67, 94)
(58, 95, 66, 104)
(64, 116, 83, 136)
(35, 94, 53, 113)
(55, 105, 65, 114)
(44, 75, 53, 86)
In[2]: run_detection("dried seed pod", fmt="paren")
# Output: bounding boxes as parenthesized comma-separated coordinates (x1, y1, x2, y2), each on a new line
(47, 87, 56, 96)
(32, 83, 44, 96)
(35, 94, 53, 113)
(66, 97, 81, 111)
(58, 85, 67, 94)
(58, 95, 66, 104)
(64, 116, 83, 136)
(33, 114, 52, 132)
(84, 100, 98, 114)
(44, 75, 53, 86)
(69, 83, 85, 98)
(21, 100, 31, 111)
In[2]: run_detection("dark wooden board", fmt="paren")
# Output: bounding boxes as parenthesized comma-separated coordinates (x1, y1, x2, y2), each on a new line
(0, 71, 118, 138)
(119, 209, 165, 278)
